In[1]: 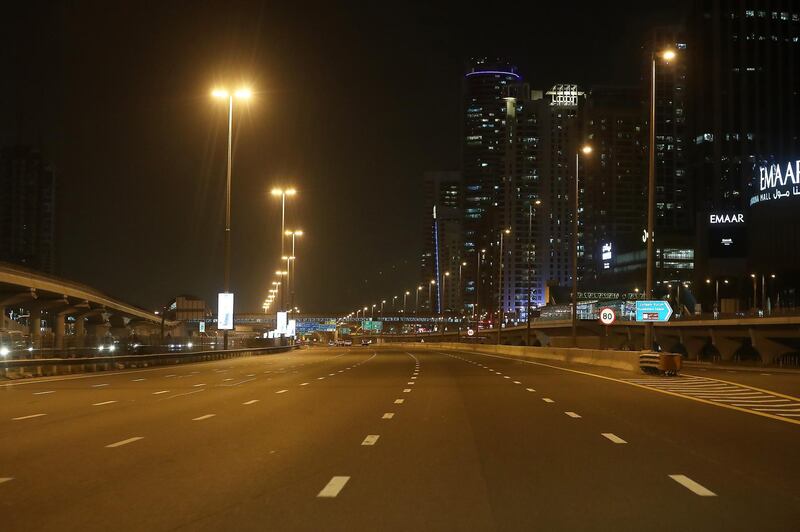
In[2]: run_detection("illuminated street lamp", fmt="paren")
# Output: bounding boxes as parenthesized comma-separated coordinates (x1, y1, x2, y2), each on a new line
(212, 84, 252, 348)
(381, 299, 386, 316)
(644, 49, 678, 349)
(285, 230, 303, 310)
(458, 261, 467, 313)
(271, 187, 297, 310)
(475, 248, 486, 330)
(571, 145, 592, 347)
(392, 295, 398, 311)
(371, 303, 377, 319)
(415, 286, 423, 314)
(428, 280, 436, 314)
(403, 290, 410, 313)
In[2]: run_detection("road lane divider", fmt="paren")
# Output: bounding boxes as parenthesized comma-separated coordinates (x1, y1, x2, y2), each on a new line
(318, 476, 350, 498)
(669, 474, 717, 496)
(361, 435, 380, 446)
(192, 414, 216, 421)
(106, 437, 143, 448)
(12, 413, 46, 421)
(601, 433, 627, 444)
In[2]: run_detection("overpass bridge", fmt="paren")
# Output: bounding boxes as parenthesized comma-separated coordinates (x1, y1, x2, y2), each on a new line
(0, 261, 169, 350)
(377, 315, 800, 366)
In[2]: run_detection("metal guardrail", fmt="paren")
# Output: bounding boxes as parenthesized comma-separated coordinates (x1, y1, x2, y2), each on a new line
(1, 345, 295, 380)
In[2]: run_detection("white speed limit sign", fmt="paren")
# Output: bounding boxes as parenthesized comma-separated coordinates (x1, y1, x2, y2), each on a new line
(599, 307, 616, 326)
(467, 328, 475, 337)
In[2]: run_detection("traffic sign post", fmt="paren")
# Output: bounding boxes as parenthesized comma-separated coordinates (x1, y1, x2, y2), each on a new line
(467, 328, 475, 337)
(635, 300, 673, 322)
(599, 307, 616, 326)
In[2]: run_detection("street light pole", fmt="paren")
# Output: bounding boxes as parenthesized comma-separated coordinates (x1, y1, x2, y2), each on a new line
(498, 229, 510, 345)
(428, 280, 435, 315)
(644, 49, 676, 351)
(416, 286, 422, 314)
(527, 201, 539, 346)
(271, 188, 297, 311)
(403, 291, 410, 313)
(572, 147, 591, 348)
(476, 248, 484, 331)
(212, 86, 252, 349)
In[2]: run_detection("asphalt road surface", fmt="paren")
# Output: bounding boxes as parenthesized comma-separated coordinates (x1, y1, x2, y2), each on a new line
(1, 346, 799, 531)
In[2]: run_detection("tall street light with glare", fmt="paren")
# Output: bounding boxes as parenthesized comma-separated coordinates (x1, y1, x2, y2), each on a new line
(572, 145, 592, 347)
(271, 187, 297, 309)
(403, 290, 410, 313)
(644, 49, 677, 350)
(285, 230, 303, 310)
(416, 286, 423, 314)
(211, 85, 252, 348)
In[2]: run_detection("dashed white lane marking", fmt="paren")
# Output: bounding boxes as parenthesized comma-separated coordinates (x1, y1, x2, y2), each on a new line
(403, 388, 412, 393)
(0, 477, 12, 484)
(246, 374, 256, 377)
(394, 399, 405, 404)
(513, 381, 521, 385)
(382, 413, 394, 419)
(318, 476, 350, 498)
(526, 388, 536, 392)
(243, 400, 259, 405)
(223, 378, 234, 382)
(106, 437, 144, 448)
(503, 376, 511, 379)
(193, 383, 206, 387)
(542, 398, 555, 403)
(601, 433, 627, 444)
(407, 382, 414, 385)
(317, 377, 325, 380)
(300, 382, 310, 386)
(361, 435, 380, 446)
(328, 373, 335, 376)
(222, 378, 255, 387)
(166, 389, 205, 400)
(92, 401, 117, 406)
(565, 412, 581, 418)
(165, 374, 177, 378)
(92, 384, 109, 388)
(192, 414, 216, 421)
(411, 376, 417, 379)
(669, 474, 717, 496)
(153, 390, 170, 395)
(33, 390, 55, 395)
(132, 378, 146, 382)
(276, 389, 288, 394)
(12, 413, 47, 421)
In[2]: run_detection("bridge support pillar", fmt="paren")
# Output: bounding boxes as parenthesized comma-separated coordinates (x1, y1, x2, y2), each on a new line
(749, 328, 787, 365)
(29, 308, 42, 348)
(709, 329, 739, 361)
(0, 306, 5, 329)
(54, 312, 67, 350)
(74, 317, 86, 348)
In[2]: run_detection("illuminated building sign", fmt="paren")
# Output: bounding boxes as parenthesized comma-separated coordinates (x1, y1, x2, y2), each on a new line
(709, 213, 744, 224)
(750, 159, 800, 206)
(546, 84, 583, 107)
(707, 212, 746, 258)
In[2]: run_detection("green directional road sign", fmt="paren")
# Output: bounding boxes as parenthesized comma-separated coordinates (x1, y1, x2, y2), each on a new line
(362, 320, 383, 332)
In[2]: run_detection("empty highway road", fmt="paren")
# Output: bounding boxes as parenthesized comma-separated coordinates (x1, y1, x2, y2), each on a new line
(1, 346, 799, 531)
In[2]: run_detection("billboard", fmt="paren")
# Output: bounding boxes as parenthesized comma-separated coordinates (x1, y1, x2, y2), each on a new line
(217, 293, 234, 330)
(750, 158, 800, 207)
(707, 212, 746, 258)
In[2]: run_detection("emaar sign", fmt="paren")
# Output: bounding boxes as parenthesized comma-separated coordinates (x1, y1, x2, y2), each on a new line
(750, 159, 800, 206)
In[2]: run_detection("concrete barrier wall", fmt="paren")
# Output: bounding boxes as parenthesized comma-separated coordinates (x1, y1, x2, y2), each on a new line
(386, 342, 641, 372)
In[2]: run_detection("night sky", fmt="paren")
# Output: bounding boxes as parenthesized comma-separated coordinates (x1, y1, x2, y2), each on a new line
(2, 1, 686, 314)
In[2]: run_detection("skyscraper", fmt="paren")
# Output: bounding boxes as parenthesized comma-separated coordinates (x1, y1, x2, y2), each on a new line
(0, 146, 56, 273)
(420, 171, 462, 313)
(462, 58, 521, 318)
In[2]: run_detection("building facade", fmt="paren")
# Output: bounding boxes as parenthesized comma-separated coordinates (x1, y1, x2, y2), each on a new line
(0, 146, 56, 274)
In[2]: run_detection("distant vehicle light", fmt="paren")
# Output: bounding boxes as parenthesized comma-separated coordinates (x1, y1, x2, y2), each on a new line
(98, 345, 105, 351)
(27, 346, 34, 352)
(108, 345, 116, 352)
(0, 347, 9, 357)
(187, 342, 193, 348)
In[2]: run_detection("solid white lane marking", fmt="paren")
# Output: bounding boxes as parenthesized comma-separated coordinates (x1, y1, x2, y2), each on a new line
(361, 435, 380, 446)
(132, 378, 146, 382)
(92, 401, 117, 406)
(526, 388, 536, 392)
(669, 474, 716, 496)
(318, 476, 350, 498)
(153, 390, 170, 395)
(542, 398, 554, 403)
(92, 384, 109, 388)
(382, 413, 394, 419)
(192, 414, 216, 421)
(300, 382, 310, 386)
(193, 383, 206, 387)
(276, 389, 288, 394)
(33, 390, 55, 395)
(394, 399, 404, 404)
(12, 413, 47, 421)
(106, 437, 143, 448)
(243, 400, 259, 405)
(565, 412, 581, 418)
(0, 477, 12, 484)
(601, 433, 627, 444)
